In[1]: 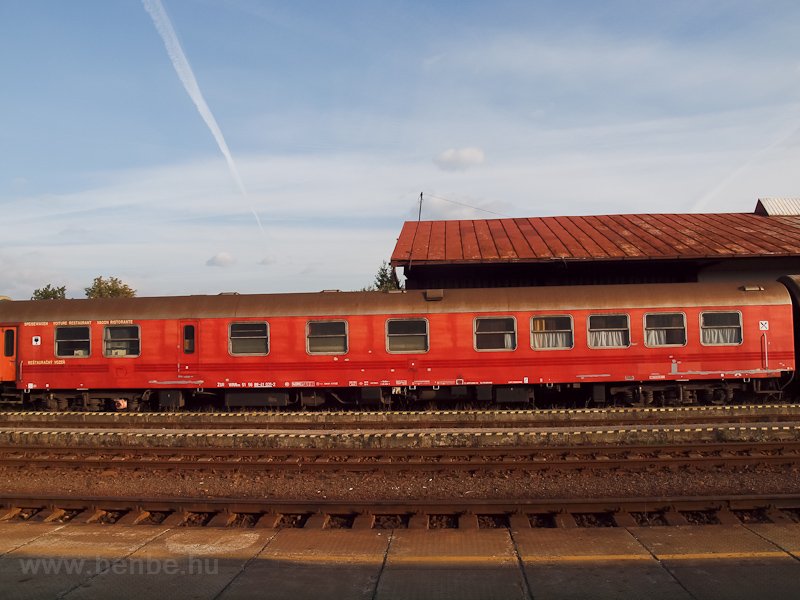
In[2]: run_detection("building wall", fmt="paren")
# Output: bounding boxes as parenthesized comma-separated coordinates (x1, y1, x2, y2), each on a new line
(402, 257, 800, 289)
(697, 257, 800, 283)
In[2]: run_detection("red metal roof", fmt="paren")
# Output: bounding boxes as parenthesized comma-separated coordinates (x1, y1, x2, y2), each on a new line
(390, 213, 800, 265)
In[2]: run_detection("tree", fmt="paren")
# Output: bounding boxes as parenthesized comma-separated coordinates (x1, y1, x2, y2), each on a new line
(364, 261, 400, 292)
(84, 276, 136, 299)
(31, 284, 67, 300)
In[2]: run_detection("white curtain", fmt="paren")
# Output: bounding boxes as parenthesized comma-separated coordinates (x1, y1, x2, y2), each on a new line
(702, 327, 741, 345)
(589, 330, 627, 347)
(504, 333, 515, 349)
(532, 332, 572, 349)
(645, 329, 667, 346)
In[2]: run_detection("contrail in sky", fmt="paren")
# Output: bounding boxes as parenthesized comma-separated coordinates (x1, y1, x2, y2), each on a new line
(142, 0, 265, 235)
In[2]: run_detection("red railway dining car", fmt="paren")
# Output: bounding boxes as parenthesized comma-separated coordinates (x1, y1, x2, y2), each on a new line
(0, 280, 795, 410)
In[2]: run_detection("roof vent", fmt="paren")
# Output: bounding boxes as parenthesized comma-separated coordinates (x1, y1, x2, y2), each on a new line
(424, 289, 444, 301)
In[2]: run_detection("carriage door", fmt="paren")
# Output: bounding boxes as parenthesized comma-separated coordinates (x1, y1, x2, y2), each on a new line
(0, 327, 17, 382)
(178, 320, 199, 379)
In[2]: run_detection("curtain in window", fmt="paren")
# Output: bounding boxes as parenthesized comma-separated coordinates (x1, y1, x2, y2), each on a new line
(589, 330, 627, 347)
(503, 333, 515, 349)
(645, 329, 667, 346)
(532, 331, 572, 349)
(702, 327, 741, 344)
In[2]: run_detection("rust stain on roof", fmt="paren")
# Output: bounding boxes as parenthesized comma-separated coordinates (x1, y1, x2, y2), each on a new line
(391, 213, 800, 266)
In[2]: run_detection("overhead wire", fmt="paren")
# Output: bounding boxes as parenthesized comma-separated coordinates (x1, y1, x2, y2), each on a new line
(422, 193, 514, 218)
(404, 192, 513, 273)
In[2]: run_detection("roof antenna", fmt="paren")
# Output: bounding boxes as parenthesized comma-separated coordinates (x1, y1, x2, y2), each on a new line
(407, 192, 423, 272)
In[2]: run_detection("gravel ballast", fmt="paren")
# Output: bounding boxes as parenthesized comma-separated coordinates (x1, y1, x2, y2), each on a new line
(1, 463, 798, 502)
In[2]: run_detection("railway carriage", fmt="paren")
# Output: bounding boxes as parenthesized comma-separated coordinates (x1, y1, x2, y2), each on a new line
(0, 280, 795, 410)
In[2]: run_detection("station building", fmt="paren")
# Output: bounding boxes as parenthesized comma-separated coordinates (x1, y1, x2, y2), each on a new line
(390, 198, 800, 290)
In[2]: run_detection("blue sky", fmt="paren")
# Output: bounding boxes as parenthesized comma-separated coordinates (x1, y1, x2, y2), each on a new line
(1, 0, 799, 299)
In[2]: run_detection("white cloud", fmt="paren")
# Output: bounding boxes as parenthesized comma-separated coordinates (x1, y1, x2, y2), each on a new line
(206, 252, 236, 267)
(433, 147, 485, 171)
(2, 99, 799, 300)
(4, 4, 800, 302)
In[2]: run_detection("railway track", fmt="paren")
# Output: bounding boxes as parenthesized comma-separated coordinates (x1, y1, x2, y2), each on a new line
(2, 441, 799, 472)
(5, 406, 799, 525)
(2, 404, 800, 430)
(3, 494, 799, 529)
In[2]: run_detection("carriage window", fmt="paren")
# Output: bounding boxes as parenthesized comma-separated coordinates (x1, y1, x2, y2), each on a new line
(645, 313, 686, 347)
(531, 316, 573, 350)
(475, 317, 516, 351)
(183, 325, 195, 354)
(55, 326, 91, 357)
(104, 326, 140, 357)
(3, 330, 14, 357)
(230, 322, 269, 355)
(387, 319, 428, 353)
(588, 314, 630, 348)
(700, 312, 742, 345)
(307, 320, 348, 354)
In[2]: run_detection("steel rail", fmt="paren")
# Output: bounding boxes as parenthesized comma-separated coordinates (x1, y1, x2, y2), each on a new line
(2, 441, 799, 472)
(2, 405, 800, 430)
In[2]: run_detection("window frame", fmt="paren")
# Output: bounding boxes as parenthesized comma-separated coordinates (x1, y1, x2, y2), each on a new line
(228, 321, 270, 356)
(473, 316, 517, 352)
(643, 312, 687, 348)
(182, 325, 196, 354)
(306, 319, 349, 355)
(385, 318, 429, 354)
(55, 325, 91, 358)
(587, 313, 631, 349)
(103, 325, 141, 358)
(699, 310, 743, 346)
(530, 315, 574, 351)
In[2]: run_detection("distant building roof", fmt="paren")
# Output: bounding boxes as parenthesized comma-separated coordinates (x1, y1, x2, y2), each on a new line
(391, 211, 800, 267)
(755, 197, 800, 216)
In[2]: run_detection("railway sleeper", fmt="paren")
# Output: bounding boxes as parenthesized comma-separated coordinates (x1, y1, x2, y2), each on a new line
(3, 505, 794, 528)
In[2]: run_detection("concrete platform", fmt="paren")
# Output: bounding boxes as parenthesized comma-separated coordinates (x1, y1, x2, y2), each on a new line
(0, 522, 66, 555)
(1, 522, 169, 600)
(631, 524, 800, 600)
(2, 521, 800, 599)
(377, 530, 527, 600)
(748, 522, 800, 558)
(63, 527, 276, 600)
(514, 528, 692, 600)
(219, 529, 388, 599)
